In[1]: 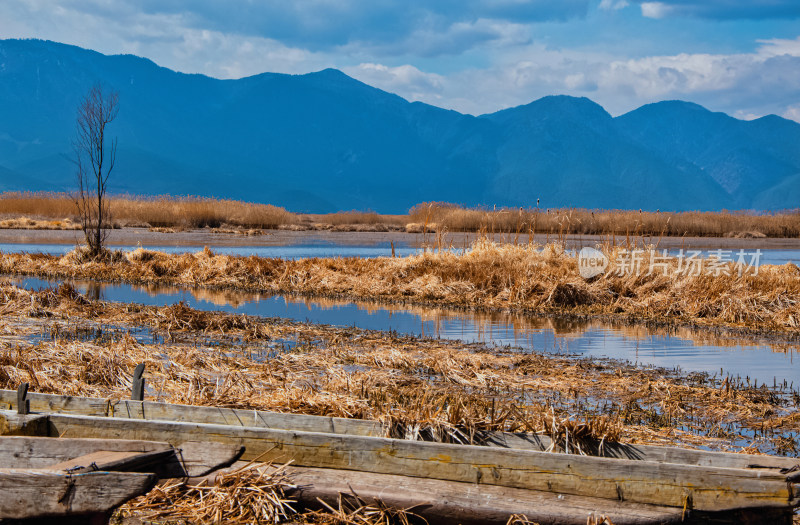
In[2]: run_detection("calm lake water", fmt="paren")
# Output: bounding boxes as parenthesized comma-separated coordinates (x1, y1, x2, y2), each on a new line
(0, 242, 420, 259)
(6, 275, 800, 387)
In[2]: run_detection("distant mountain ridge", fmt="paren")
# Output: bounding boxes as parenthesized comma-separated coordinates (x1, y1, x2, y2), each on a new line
(0, 39, 798, 212)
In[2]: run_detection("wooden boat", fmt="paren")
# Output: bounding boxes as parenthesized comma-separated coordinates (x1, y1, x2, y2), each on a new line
(1, 388, 798, 524)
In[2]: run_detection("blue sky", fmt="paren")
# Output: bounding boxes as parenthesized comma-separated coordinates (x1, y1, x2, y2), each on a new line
(1, 0, 799, 121)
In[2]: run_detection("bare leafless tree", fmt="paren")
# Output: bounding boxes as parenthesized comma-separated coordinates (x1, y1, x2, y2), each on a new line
(73, 83, 119, 257)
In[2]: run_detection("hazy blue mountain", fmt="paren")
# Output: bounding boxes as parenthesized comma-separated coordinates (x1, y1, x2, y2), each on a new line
(1, 39, 798, 212)
(482, 96, 730, 210)
(616, 101, 800, 209)
(0, 165, 22, 191)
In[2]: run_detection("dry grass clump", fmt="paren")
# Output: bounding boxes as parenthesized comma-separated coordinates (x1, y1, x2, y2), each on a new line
(408, 202, 800, 237)
(116, 461, 297, 524)
(301, 492, 425, 525)
(112, 195, 297, 229)
(0, 217, 81, 230)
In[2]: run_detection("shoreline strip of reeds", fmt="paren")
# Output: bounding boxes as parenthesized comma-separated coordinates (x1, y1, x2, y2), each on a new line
(2, 192, 799, 237)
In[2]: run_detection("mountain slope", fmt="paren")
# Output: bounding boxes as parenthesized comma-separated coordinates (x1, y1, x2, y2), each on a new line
(0, 39, 798, 212)
(616, 101, 800, 209)
(483, 97, 731, 210)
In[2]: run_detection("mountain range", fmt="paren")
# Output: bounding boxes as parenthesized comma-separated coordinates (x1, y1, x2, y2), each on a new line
(0, 39, 798, 212)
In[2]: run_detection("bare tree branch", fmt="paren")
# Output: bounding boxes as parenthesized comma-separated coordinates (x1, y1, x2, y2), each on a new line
(73, 83, 119, 257)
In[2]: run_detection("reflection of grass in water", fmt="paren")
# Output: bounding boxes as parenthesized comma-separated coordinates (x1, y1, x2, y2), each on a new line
(13, 240, 794, 336)
(31, 267, 799, 353)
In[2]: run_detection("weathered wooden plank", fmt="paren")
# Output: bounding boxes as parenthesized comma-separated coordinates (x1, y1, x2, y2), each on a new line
(0, 411, 49, 436)
(283, 465, 687, 525)
(106, 398, 800, 473)
(0, 436, 173, 469)
(46, 413, 795, 512)
(604, 442, 800, 471)
(0, 469, 156, 519)
(282, 465, 792, 525)
(46, 449, 175, 474)
(478, 431, 800, 471)
(111, 399, 382, 436)
(0, 390, 109, 417)
(170, 441, 245, 477)
(0, 430, 243, 479)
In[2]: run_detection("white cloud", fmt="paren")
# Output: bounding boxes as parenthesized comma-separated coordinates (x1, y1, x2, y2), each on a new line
(640, 2, 672, 19)
(344, 63, 445, 102)
(756, 36, 800, 58)
(783, 104, 800, 123)
(733, 111, 760, 121)
(599, 0, 629, 11)
(630, 1, 800, 20)
(350, 39, 800, 124)
(0, 2, 331, 77)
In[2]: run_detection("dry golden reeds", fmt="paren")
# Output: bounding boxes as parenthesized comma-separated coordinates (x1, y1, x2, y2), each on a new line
(1, 239, 798, 335)
(3, 192, 799, 237)
(0, 281, 796, 457)
(0, 192, 297, 229)
(408, 201, 800, 238)
(302, 492, 426, 525)
(116, 461, 297, 524)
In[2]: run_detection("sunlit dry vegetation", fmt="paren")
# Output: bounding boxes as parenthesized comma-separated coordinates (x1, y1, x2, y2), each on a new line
(408, 202, 800, 238)
(0, 192, 297, 229)
(0, 217, 81, 230)
(2, 240, 798, 335)
(1, 282, 799, 522)
(2, 192, 799, 237)
(0, 282, 796, 455)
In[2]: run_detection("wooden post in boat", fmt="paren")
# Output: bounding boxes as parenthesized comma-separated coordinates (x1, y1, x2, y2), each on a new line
(130, 364, 145, 402)
(16, 383, 29, 415)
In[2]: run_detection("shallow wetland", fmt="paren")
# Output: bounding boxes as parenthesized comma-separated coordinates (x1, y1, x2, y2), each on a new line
(0, 231, 798, 523)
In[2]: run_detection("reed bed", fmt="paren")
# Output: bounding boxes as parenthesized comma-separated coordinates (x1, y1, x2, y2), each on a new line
(1, 240, 798, 335)
(3, 192, 799, 237)
(310, 211, 405, 227)
(1, 283, 798, 521)
(0, 192, 297, 229)
(408, 202, 800, 238)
